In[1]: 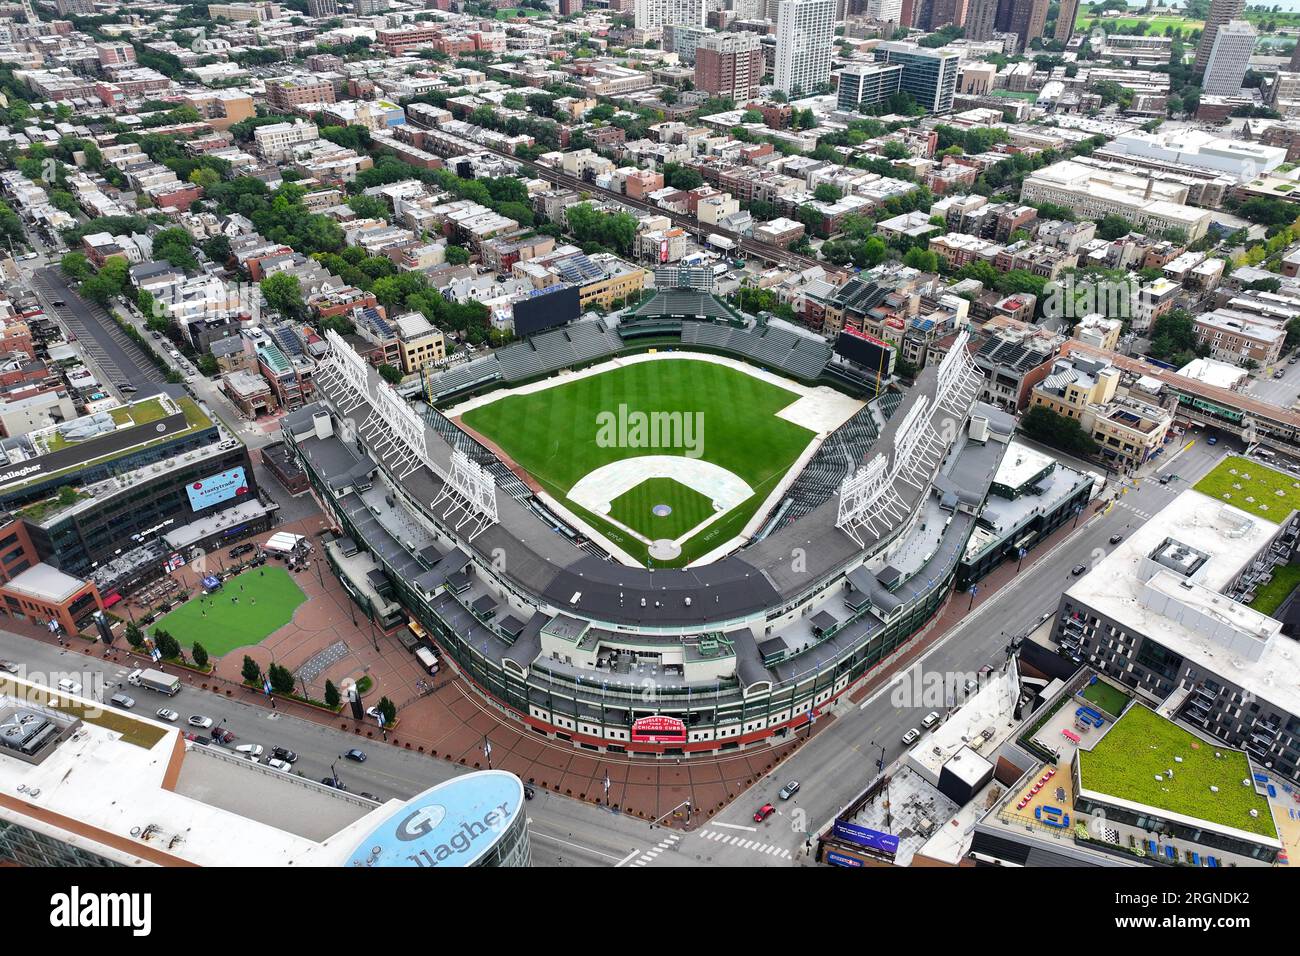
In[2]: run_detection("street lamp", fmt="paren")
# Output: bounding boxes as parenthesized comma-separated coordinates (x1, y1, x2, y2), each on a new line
(331, 757, 342, 789)
(967, 584, 979, 611)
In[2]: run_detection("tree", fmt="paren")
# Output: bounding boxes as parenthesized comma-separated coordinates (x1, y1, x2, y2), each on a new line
(903, 247, 939, 272)
(152, 227, 198, 271)
(813, 183, 842, 203)
(268, 662, 295, 695)
(662, 162, 704, 190)
(324, 679, 341, 710)
(378, 696, 397, 726)
(445, 245, 469, 265)
(1095, 214, 1132, 241)
(202, 234, 231, 264)
(1019, 404, 1102, 458)
(347, 194, 389, 220)
(60, 251, 91, 281)
(378, 363, 403, 384)
(191, 643, 209, 669)
(241, 655, 262, 685)
(153, 629, 181, 660)
(198, 354, 218, 376)
(260, 272, 306, 321)
(124, 622, 144, 649)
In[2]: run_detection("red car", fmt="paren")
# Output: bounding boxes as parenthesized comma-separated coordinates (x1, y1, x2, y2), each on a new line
(754, 803, 776, 823)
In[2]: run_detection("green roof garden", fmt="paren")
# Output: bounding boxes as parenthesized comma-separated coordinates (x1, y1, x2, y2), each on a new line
(1193, 455, 1300, 522)
(1077, 705, 1278, 840)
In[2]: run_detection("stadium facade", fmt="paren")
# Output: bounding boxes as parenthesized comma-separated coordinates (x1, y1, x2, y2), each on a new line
(283, 328, 1013, 754)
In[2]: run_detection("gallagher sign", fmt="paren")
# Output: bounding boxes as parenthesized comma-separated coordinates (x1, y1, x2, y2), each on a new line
(631, 715, 687, 744)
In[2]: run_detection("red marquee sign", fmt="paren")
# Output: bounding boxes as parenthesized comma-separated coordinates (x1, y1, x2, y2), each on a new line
(631, 715, 687, 744)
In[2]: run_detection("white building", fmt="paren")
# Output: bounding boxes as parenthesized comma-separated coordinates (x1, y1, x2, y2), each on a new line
(1105, 128, 1286, 183)
(866, 0, 902, 20)
(1202, 19, 1256, 97)
(634, 0, 705, 33)
(775, 0, 836, 97)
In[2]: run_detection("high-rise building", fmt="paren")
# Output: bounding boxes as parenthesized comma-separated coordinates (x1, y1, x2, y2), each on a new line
(1054, 0, 1077, 43)
(964, 0, 997, 40)
(1202, 19, 1255, 96)
(354, 0, 389, 13)
(1291, 37, 1300, 71)
(1194, 0, 1245, 74)
(875, 39, 960, 113)
(774, 0, 836, 96)
(307, 0, 337, 14)
(559, 0, 583, 13)
(928, 0, 958, 29)
(866, 0, 902, 20)
(1005, 0, 1048, 47)
(634, 0, 705, 31)
(695, 31, 765, 101)
(836, 61, 904, 112)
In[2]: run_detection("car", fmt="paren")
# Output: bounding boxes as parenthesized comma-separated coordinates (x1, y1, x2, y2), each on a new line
(902, 728, 921, 745)
(118, 383, 137, 392)
(1275, 370, 1286, 380)
(964, 678, 979, 693)
(109, 693, 136, 709)
(150, 330, 161, 339)
(343, 748, 366, 762)
(978, 664, 994, 677)
(366, 706, 383, 720)
(210, 727, 235, 744)
(56, 678, 81, 694)
(271, 747, 297, 764)
(51, 299, 65, 307)
(234, 744, 263, 758)
(921, 710, 941, 729)
(229, 543, 255, 558)
(266, 758, 293, 772)
(1207, 436, 1218, 445)
(1109, 533, 1124, 544)
(0, 660, 19, 673)
(778, 780, 800, 800)
(156, 708, 179, 722)
(1159, 475, 1171, 485)
(753, 803, 776, 823)
(187, 715, 214, 728)
(1071, 564, 1087, 576)
(320, 777, 348, 791)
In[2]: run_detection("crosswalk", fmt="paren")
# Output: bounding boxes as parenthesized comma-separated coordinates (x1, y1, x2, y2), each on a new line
(699, 828, 793, 859)
(624, 832, 680, 867)
(1116, 500, 1152, 521)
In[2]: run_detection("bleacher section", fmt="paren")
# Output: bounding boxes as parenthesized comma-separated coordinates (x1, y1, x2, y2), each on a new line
(494, 320, 623, 383)
(423, 406, 531, 502)
(424, 356, 503, 401)
(764, 392, 903, 535)
(680, 321, 832, 381)
(632, 289, 735, 321)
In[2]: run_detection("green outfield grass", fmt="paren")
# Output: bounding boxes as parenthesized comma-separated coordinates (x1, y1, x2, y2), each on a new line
(1193, 455, 1300, 522)
(1078, 706, 1276, 839)
(1075, 14, 1203, 31)
(461, 359, 816, 566)
(153, 566, 307, 657)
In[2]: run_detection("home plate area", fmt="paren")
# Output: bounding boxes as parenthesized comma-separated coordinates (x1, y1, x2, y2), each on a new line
(568, 456, 754, 558)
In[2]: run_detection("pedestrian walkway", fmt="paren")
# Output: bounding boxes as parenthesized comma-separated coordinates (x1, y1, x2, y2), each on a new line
(623, 832, 681, 867)
(699, 828, 793, 859)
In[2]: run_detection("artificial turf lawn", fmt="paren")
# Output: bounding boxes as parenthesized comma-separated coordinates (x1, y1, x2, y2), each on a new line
(1077, 706, 1277, 839)
(460, 359, 816, 566)
(1079, 678, 1129, 719)
(153, 566, 307, 657)
(1193, 455, 1300, 522)
(608, 476, 716, 542)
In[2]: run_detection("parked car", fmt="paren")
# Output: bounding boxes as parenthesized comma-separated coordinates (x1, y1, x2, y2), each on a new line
(320, 777, 347, 791)
(1274, 370, 1286, 380)
(211, 727, 235, 744)
(187, 715, 213, 728)
(156, 708, 179, 722)
(1109, 533, 1124, 544)
(778, 780, 800, 800)
(266, 758, 293, 772)
(921, 710, 941, 729)
(1207, 436, 1218, 445)
(366, 706, 383, 720)
(753, 803, 776, 823)
(902, 728, 921, 745)
(271, 747, 298, 763)
(0, 660, 19, 673)
(1071, 564, 1087, 576)
(234, 744, 263, 758)
(229, 543, 255, 558)
(343, 748, 367, 762)
(56, 678, 81, 694)
(109, 693, 136, 709)
(51, 299, 65, 307)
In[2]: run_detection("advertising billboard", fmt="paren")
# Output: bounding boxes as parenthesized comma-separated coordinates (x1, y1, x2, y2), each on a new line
(832, 820, 900, 856)
(185, 466, 249, 511)
(834, 328, 896, 378)
(630, 715, 688, 744)
(512, 285, 580, 337)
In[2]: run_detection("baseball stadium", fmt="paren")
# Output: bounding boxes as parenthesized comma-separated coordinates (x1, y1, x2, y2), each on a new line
(283, 297, 1013, 755)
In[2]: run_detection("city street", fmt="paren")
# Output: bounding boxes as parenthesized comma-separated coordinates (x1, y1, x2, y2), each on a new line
(1244, 354, 1300, 409)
